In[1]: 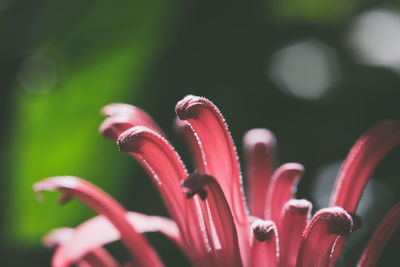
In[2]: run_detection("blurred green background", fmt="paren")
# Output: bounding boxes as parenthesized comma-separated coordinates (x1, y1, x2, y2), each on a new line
(0, 0, 400, 266)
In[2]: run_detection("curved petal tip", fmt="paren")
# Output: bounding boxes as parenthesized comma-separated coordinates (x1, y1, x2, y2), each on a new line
(176, 95, 213, 120)
(117, 126, 159, 153)
(316, 207, 353, 236)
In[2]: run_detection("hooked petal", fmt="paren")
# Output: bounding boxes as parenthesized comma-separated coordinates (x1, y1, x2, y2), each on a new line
(296, 207, 353, 267)
(118, 126, 211, 265)
(176, 95, 250, 264)
(330, 120, 400, 212)
(358, 201, 400, 267)
(250, 220, 279, 267)
(100, 103, 163, 141)
(183, 173, 243, 267)
(176, 95, 247, 222)
(118, 126, 188, 228)
(243, 129, 277, 218)
(266, 163, 304, 223)
(34, 176, 163, 267)
(279, 199, 312, 267)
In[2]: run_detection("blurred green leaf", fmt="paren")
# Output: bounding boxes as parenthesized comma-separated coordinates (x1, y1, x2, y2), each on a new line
(5, 0, 178, 245)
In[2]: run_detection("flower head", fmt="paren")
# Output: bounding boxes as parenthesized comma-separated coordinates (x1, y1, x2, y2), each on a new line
(35, 95, 400, 267)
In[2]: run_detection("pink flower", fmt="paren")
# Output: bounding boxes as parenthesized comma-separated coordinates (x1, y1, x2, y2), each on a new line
(34, 95, 400, 267)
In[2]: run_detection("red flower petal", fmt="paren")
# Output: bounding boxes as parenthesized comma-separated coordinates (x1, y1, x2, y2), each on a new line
(183, 173, 243, 267)
(44, 227, 118, 267)
(81, 250, 119, 267)
(250, 219, 279, 267)
(176, 95, 250, 263)
(296, 207, 353, 267)
(266, 163, 304, 223)
(34, 176, 163, 267)
(330, 120, 400, 212)
(118, 126, 188, 228)
(100, 103, 163, 141)
(358, 201, 400, 267)
(117, 126, 211, 265)
(48, 212, 182, 267)
(278, 199, 312, 267)
(43, 228, 75, 248)
(176, 95, 247, 222)
(243, 129, 277, 218)
(174, 118, 204, 170)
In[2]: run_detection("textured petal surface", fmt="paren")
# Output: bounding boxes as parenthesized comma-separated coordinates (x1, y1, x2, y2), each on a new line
(251, 219, 279, 267)
(296, 207, 353, 267)
(176, 95, 250, 264)
(118, 126, 211, 265)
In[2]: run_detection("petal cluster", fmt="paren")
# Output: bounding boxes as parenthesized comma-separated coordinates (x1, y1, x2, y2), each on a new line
(35, 95, 400, 267)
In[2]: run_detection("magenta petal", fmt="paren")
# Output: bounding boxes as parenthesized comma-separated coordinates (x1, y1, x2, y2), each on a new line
(100, 103, 163, 141)
(358, 201, 400, 266)
(176, 95, 250, 264)
(50, 212, 182, 267)
(175, 95, 247, 222)
(183, 173, 243, 267)
(44, 228, 120, 267)
(279, 199, 312, 267)
(43, 228, 75, 248)
(250, 220, 279, 267)
(117, 127, 190, 232)
(81, 249, 120, 267)
(330, 120, 400, 212)
(117, 126, 211, 265)
(266, 163, 304, 223)
(174, 118, 204, 170)
(243, 129, 277, 218)
(34, 176, 163, 267)
(296, 207, 353, 267)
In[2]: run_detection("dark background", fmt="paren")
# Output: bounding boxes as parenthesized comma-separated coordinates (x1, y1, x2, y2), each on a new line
(0, 0, 399, 266)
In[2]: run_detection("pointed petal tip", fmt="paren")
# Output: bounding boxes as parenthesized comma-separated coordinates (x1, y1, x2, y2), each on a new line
(243, 128, 277, 147)
(252, 219, 276, 242)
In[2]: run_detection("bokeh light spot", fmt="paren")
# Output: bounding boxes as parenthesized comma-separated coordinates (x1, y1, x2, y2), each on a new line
(348, 8, 400, 72)
(269, 39, 339, 100)
(17, 54, 58, 94)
